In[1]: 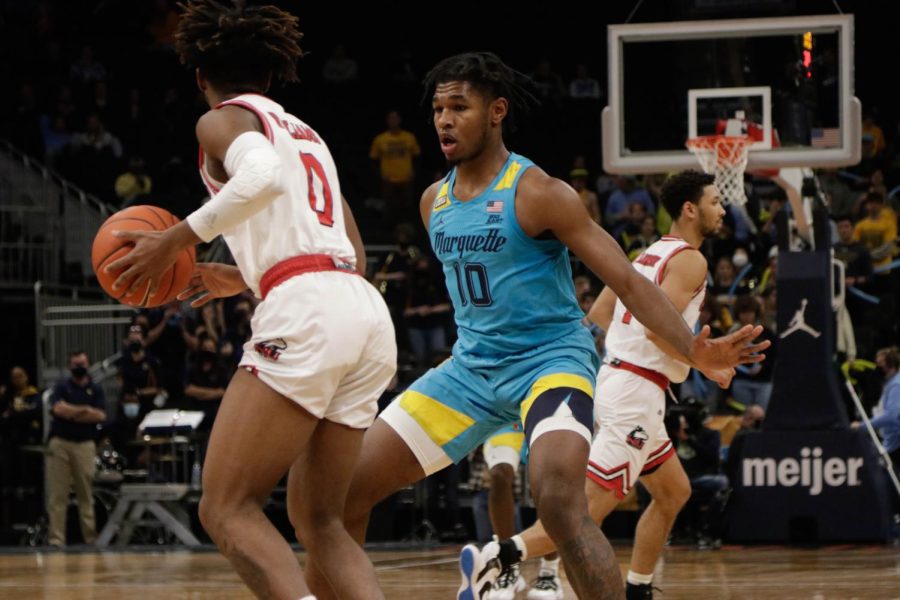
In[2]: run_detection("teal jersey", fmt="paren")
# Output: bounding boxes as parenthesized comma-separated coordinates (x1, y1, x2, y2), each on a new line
(429, 152, 594, 368)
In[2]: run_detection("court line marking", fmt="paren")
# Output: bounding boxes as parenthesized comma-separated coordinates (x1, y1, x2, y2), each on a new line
(375, 556, 459, 571)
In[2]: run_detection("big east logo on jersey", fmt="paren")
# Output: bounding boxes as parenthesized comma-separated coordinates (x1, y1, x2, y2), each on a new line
(433, 194, 451, 212)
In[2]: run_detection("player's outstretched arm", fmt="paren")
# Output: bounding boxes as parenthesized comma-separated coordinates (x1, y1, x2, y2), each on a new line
(518, 170, 768, 371)
(645, 251, 734, 387)
(517, 170, 697, 360)
(691, 324, 770, 372)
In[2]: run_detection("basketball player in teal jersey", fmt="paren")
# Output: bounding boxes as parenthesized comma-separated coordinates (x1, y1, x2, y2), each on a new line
(305, 52, 769, 600)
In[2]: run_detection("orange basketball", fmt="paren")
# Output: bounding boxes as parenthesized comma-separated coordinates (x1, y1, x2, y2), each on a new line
(92, 205, 196, 308)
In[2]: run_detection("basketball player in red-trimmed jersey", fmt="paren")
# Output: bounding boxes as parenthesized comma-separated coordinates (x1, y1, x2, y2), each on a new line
(476, 170, 731, 600)
(104, 2, 396, 598)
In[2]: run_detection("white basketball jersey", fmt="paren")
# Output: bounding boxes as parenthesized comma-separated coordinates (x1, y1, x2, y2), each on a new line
(197, 94, 356, 297)
(605, 236, 706, 383)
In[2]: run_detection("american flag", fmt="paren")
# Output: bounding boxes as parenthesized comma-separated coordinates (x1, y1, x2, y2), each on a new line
(810, 127, 840, 148)
(486, 200, 504, 213)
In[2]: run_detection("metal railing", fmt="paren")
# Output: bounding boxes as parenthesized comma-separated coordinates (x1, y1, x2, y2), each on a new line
(34, 282, 134, 396)
(1, 140, 116, 287)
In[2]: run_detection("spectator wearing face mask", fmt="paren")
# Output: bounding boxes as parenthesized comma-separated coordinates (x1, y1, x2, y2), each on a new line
(146, 302, 193, 405)
(728, 247, 756, 295)
(46, 351, 107, 546)
(731, 246, 751, 273)
(103, 387, 146, 467)
(117, 325, 162, 413)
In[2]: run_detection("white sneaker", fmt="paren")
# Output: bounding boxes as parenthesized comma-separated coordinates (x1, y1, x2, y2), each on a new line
(488, 564, 526, 599)
(458, 539, 502, 600)
(526, 572, 563, 600)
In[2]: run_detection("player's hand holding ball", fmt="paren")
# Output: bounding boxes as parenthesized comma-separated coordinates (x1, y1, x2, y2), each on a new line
(92, 205, 196, 308)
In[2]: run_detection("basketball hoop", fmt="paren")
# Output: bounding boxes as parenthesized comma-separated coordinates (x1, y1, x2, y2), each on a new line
(686, 135, 753, 206)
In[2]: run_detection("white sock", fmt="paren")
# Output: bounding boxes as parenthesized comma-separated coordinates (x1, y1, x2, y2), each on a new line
(626, 570, 653, 586)
(539, 556, 560, 575)
(298, 596, 316, 600)
(511, 534, 528, 561)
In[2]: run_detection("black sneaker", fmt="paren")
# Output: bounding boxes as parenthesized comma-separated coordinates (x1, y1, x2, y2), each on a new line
(625, 582, 655, 600)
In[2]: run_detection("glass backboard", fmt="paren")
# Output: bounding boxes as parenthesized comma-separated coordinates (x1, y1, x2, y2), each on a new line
(602, 14, 861, 174)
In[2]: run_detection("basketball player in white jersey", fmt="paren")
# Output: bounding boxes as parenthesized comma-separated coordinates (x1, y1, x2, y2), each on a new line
(104, 2, 396, 598)
(467, 170, 732, 600)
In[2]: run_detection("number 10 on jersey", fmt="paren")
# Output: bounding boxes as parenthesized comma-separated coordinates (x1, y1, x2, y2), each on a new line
(452, 262, 493, 307)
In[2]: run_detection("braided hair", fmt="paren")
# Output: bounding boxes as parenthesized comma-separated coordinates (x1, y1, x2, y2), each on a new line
(422, 52, 538, 132)
(175, 0, 303, 92)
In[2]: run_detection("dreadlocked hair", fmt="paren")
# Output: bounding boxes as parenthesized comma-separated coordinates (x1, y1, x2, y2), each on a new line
(422, 52, 538, 133)
(175, 0, 303, 91)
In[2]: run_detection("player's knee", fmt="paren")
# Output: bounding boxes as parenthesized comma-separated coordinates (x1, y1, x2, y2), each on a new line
(667, 473, 693, 513)
(534, 476, 585, 530)
(297, 494, 346, 526)
(536, 495, 583, 539)
(198, 491, 240, 538)
(489, 463, 515, 490)
(295, 514, 345, 552)
(646, 473, 692, 519)
(292, 502, 325, 535)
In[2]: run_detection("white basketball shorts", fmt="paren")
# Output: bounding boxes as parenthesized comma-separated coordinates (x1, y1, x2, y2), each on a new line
(586, 365, 675, 498)
(240, 270, 397, 429)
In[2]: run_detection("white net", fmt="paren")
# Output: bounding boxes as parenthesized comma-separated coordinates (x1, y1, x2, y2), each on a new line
(686, 135, 753, 206)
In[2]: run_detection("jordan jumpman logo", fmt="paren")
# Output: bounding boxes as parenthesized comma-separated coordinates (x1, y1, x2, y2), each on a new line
(779, 298, 822, 339)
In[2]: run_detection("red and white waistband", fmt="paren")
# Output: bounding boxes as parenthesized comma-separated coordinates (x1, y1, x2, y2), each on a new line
(259, 254, 358, 300)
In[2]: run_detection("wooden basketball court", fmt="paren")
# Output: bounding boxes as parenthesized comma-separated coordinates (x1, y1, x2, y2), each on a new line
(0, 544, 896, 599)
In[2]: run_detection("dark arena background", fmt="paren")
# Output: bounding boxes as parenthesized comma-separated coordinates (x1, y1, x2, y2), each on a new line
(1, 1, 899, 598)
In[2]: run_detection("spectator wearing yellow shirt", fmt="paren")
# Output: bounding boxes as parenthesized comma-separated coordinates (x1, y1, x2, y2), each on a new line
(114, 156, 152, 206)
(862, 114, 886, 157)
(853, 192, 898, 281)
(370, 110, 420, 220)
